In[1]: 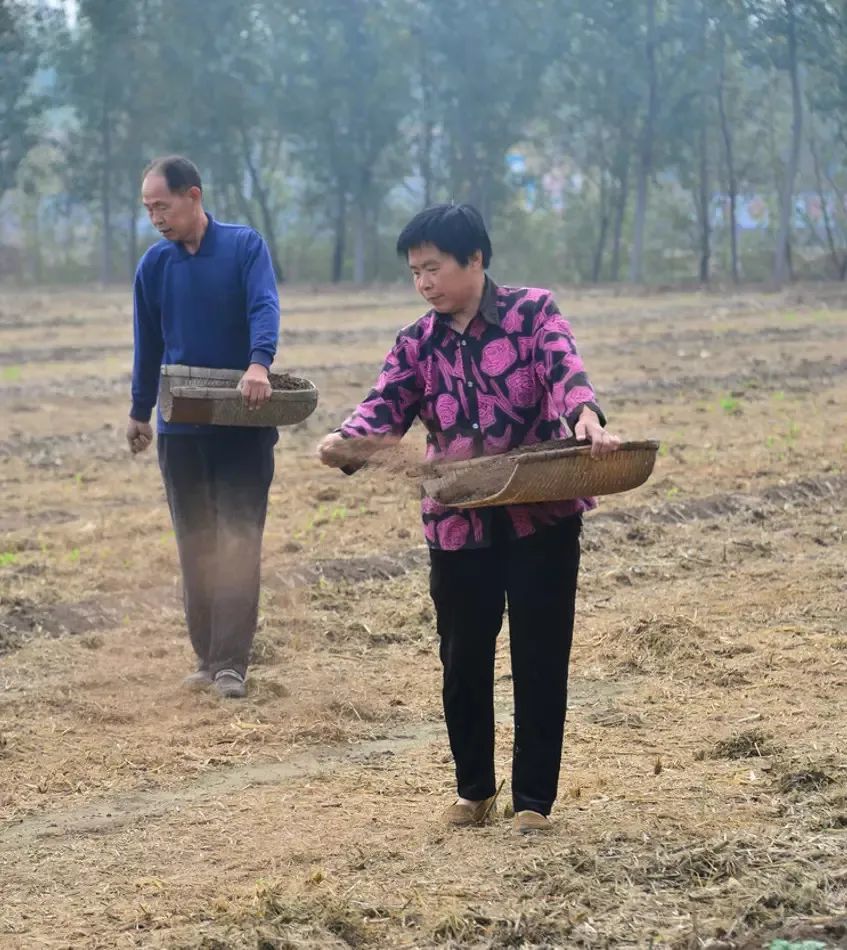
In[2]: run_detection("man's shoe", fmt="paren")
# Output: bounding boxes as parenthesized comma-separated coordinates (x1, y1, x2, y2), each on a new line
(182, 668, 212, 691)
(443, 795, 497, 828)
(213, 669, 247, 699)
(513, 810, 553, 834)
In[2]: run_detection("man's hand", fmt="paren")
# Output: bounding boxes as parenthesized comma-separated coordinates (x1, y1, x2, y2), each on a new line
(126, 418, 153, 455)
(237, 363, 273, 410)
(574, 406, 621, 458)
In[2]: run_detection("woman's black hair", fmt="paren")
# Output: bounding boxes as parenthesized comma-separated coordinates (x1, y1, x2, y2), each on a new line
(396, 203, 492, 268)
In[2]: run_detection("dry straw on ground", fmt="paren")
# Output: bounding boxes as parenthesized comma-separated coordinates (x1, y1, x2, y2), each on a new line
(1, 285, 846, 948)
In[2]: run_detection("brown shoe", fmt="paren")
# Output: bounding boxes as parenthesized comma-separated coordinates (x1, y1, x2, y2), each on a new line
(513, 810, 553, 834)
(443, 795, 497, 828)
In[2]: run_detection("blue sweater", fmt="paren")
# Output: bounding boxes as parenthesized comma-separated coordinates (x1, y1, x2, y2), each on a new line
(131, 213, 280, 434)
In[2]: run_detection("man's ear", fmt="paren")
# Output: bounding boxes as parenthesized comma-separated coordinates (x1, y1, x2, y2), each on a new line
(188, 185, 202, 203)
(469, 250, 484, 270)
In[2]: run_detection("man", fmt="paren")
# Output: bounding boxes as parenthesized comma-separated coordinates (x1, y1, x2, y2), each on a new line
(318, 204, 619, 832)
(127, 155, 279, 699)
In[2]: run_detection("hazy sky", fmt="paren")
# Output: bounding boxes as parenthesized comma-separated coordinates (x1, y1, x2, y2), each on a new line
(26, 0, 76, 25)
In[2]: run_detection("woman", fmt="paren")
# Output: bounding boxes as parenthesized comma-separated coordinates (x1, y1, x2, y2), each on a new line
(318, 204, 619, 833)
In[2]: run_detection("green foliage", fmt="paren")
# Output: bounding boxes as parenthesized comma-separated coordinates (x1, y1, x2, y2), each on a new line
(0, 0, 845, 285)
(0, 0, 56, 196)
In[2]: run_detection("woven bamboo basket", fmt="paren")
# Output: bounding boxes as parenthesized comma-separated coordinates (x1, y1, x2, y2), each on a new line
(159, 364, 318, 427)
(422, 439, 660, 508)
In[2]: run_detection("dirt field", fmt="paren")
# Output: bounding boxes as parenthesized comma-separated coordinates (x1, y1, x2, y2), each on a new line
(1, 282, 846, 949)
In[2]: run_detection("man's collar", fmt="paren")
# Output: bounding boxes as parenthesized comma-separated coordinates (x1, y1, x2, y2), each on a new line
(193, 213, 217, 256)
(174, 213, 216, 259)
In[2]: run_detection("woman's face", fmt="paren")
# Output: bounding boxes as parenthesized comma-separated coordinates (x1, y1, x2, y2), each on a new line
(407, 243, 483, 314)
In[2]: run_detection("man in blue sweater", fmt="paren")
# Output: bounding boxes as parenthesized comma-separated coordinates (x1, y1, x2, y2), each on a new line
(127, 155, 280, 699)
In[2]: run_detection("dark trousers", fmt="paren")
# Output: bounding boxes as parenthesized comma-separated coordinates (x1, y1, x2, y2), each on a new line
(429, 513, 582, 815)
(157, 428, 277, 677)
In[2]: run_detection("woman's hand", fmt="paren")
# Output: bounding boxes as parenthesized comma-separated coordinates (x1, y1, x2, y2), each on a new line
(317, 432, 351, 467)
(575, 407, 621, 458)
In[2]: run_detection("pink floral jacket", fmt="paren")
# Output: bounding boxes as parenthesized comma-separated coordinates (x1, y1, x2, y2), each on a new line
(340, 278, 606, 550)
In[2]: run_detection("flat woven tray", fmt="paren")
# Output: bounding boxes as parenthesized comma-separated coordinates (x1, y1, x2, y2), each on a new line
(421, 439, 660, 508)
(159, 364, 318, 427)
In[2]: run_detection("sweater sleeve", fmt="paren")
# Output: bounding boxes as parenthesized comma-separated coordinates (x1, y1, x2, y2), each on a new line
(130, 262, 164, 422)
(242, 231, 279, 368)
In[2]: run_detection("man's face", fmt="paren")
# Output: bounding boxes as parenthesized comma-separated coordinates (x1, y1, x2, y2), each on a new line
(407, 243, 483, 314)
(141, 174, 200, 242)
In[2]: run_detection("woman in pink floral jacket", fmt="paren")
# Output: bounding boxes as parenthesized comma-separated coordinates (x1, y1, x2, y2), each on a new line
(318, 204, 619, 833)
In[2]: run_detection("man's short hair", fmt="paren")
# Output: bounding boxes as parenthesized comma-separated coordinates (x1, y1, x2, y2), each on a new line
(142, 155, 202, 194)
(396, 203, 492, 268)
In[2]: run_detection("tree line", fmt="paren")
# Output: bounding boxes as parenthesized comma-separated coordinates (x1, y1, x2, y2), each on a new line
(1, 0, 845, 287)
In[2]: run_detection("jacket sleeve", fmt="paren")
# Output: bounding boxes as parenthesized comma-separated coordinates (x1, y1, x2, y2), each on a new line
(339, 331, 422, 439)
(533, 294, 606, 431)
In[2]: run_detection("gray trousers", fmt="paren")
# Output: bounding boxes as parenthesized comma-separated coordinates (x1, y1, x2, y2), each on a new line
(158, 428, 276, 676)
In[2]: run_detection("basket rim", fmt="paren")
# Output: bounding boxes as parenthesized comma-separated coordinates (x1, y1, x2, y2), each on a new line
(430, 439, 660, 476)
(423, 440, 660, 507)
(161, 363, 317, 391)
(170, 386, 317, 402)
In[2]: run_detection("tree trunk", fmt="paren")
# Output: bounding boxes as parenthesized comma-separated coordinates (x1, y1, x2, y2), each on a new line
(610, 158, 630, 282)
(422, 121, 434, 207)
(477, 177, 493, 226)
(233, 186, 258, 231)
(332, 189, 347, 283)
(629, 148, 650, 284)
(419, 52, 434, 207)
(717, 34, 740, 283)
(822, 167, 847, 279)
(127, 153, 140, 278)
(240, 128, 285, 282)
(591, 171, 610, 283)
(629, 0, 657, 284)
(697, 122, 711, 284)
(225, 156, 259, 232)
(772, 0, 802, 288)
(352, 200, 366, 284)
(808, 112, 842, 278)
(351, 166, 374, 284)
(128, 197, 138, 279)
(369, 201, 381, 282)
(100, 97, 114, 284)
(456, 85, 481, 210)
(23, 190, 42, 283)
(696, 1, 710, 284)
